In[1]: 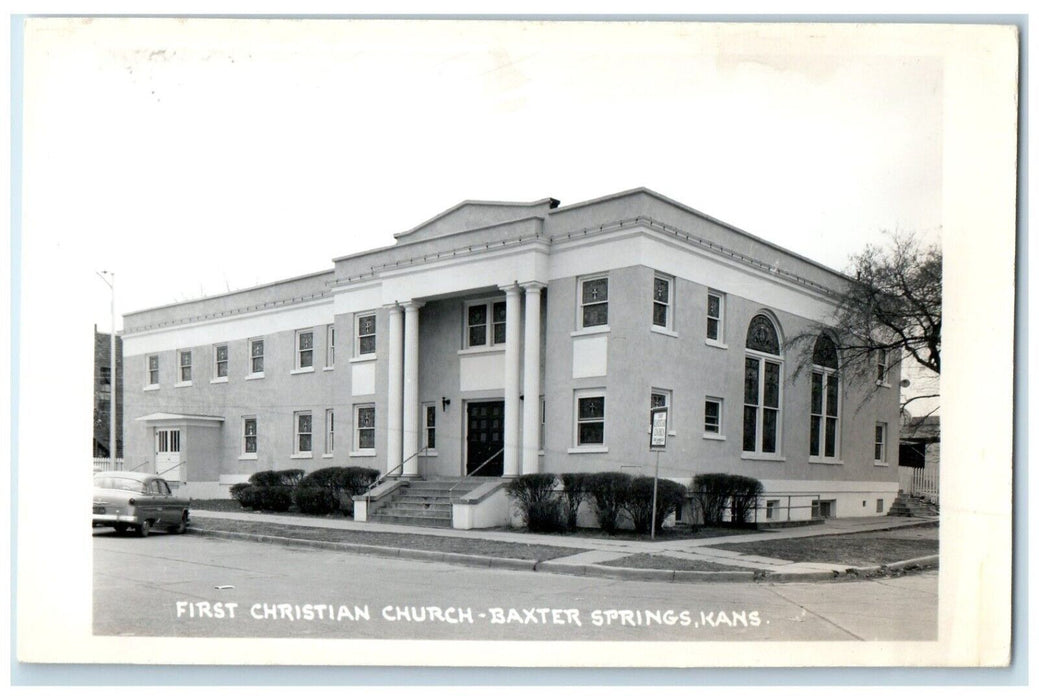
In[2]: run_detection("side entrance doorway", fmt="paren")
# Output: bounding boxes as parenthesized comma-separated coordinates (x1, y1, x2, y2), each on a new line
(155, 428, 182, 481)
(466, 401, 504, 476)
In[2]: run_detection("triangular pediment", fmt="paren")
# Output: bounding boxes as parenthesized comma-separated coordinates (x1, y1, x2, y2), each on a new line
(394, 198, 559, 243)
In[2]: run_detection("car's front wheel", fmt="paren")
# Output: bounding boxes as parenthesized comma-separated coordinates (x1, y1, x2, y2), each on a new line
(137, 520, 151, 538)
(168, 512, 188, 535)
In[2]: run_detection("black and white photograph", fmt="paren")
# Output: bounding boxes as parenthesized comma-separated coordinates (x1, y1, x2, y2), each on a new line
(11, 12, 1018, 675)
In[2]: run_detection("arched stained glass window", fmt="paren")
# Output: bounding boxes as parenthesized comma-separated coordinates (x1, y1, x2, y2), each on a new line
(812, 335, 839, 369)
(810, 335, 840, 459)
(743, 313, 783, 455)
(746, 315, 781, 355)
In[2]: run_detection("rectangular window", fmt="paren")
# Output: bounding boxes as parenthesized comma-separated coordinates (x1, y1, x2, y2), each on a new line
(326, 324, 336, 367)
(743, 355, 782, 454)
(356, 314, 376, 356)
(243, 417, 257, 455)
(296, 330, 314, 369)
(575, 392, 605, 446)
(465, 300, 506, 348)
(540, 396, 546, 450)
(652, 274, 673, 328)
(876, 349, 888, 384)
(704, 397, 722, 435)
(355, 404, 376, 452)
(579, 276, 609, 328)
(324, 409, 335, 455)
(766, 499, 780, 520)
(99, 366, 111, 385)
(707, 291, 725, 342)
(250, 338, 264, 374)
(178, 350, 192, 382)
(651, 389, 672, 432)
(294, 411, 312, 455)
(875, 423, 888, 463)
(423, 403, 437, 451)
(214, 344, 228, 379)
(147, 355, 159, 385)
(810, 370, 840, 458)
(876, 498, 885, 514)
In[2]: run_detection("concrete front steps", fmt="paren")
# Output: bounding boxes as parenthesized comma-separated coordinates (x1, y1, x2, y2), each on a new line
(887, 492, 939, 518)
(368, 479, 463, 528)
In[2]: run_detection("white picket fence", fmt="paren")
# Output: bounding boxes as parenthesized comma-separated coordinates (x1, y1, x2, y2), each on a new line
(92, 457, 125, 472)
(898, 464, 939, 505)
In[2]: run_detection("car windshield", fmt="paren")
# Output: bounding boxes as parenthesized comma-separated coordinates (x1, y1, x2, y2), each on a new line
(94, 476, 147, 493)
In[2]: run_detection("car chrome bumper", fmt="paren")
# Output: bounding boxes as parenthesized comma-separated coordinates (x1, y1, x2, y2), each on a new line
(92, 514, 138, 526)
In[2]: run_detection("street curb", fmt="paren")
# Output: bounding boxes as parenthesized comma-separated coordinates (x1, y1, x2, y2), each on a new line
(189, 527, 539, 572)
(187, 527, 937, 584)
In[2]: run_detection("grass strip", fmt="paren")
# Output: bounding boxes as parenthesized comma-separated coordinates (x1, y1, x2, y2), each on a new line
(190, 516, 588, 561)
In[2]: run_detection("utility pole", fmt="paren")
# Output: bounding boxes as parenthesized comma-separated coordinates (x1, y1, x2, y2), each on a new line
(97, 271, 117, 471)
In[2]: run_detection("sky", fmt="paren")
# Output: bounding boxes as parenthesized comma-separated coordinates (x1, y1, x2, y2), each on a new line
(20, 18, 946, 409)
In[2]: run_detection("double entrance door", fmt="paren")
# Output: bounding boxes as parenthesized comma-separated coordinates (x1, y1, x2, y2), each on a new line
(466, 401, 504, 476)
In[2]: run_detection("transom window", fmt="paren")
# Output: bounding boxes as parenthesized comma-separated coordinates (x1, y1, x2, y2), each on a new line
(743, 314, 783, 455)
(356, 314, 376, 356)
(652, 274, 673, 329)
(810, 335, 840, 459)
(296, 329, 314, 369)
(466, 300, 506, 348)
(579, 276, 609, 328)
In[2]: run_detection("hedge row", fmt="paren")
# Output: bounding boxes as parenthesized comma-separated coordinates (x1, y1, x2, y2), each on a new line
(506, 472, 767, 533)
(505, 472, 687, 535)
(230, 467, 380, 516)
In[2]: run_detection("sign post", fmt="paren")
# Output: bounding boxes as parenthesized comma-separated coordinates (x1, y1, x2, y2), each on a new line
(649, 407, 668, 540)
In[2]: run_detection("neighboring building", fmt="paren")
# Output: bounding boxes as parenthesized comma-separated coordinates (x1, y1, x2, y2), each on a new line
(121, 188, 901, 521)
(899, 414, 940, 505)
(93, 324, 123, 460)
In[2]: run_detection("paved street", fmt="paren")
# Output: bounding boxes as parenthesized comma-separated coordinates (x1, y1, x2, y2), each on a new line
(94, 531, 937, 642)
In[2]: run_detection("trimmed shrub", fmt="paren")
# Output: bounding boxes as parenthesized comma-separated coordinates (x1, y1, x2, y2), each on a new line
(229, 482, 256, 509)
(506, 473, 561, 532)
(253, 484, 293, 512)
(247, 470, 283, 487)
(622, 477, 688, 534)
(297, 466, 381, 516)
(692, 473, 764, 526)
(586, 472, 632, 535)
(560, 473, 592, 531)
(728, 474, 765, 524)
(528, 499, 564, 534)
(295, 485, 339, 515)
(276, 469, 305, 488)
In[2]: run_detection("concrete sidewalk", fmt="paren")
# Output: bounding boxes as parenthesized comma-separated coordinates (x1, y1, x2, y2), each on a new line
(190, 509, 939, 580)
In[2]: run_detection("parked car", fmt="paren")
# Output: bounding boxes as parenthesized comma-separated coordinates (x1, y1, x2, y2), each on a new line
(92, 471, 190, 537)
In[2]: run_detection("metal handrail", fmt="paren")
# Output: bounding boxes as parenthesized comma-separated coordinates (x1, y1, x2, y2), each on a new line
(156, 460, 186, 478)
(448, 447, 505, 497)
(363, 447, 427, 502)
(129, 459, 150, 472)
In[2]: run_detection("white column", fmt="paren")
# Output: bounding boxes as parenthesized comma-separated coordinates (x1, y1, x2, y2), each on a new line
(385, 305, 403, 475)
(501, 285, 523, 477)
(402, 301, 424, 476)
(521, 283, 545, 475)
